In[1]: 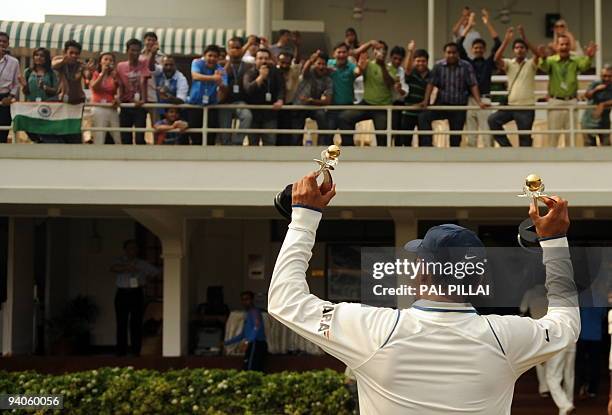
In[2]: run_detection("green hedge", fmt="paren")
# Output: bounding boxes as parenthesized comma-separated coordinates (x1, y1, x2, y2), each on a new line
(0, 367, 355, 415)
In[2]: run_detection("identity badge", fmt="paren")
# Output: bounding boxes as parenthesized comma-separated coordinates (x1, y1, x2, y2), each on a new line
(265, 92, 272, 102)
(202, 95, 210, 105)
(233, 84, 240, 94)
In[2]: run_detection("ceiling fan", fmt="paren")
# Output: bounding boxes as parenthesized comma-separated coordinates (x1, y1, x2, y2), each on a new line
(494, 0, 532, 24)
(329, 0, 387, 20)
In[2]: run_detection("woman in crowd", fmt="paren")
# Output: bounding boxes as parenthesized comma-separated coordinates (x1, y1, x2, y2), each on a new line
(345, 27, 360, 61)
(89, 52, 120, 144)
(17, 47, 59, 142)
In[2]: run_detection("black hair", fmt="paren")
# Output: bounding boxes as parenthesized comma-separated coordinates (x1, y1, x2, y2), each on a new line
(95, 51, 115, 72)
(315, 52, 329, 62)
(390, 46, 406, 58)
(126, 38, 143, 51)
(228, 36, 243, 47)
(241, 290, 255, 300)
(443, 42, 459, 51)
(256, 48, 272, 58)
(345, 27, 359, 48)
(414, 49, 429, 60)
(278, 51, 294, 61)
(219, 47, 227, 55)
(333, 42, 349, 51)
(31, 47, 52, 72)
(277, 29, 291, 38)
(377, 40, 388, 52)
(64, 39, 82, 53)
(0, 31, 8, 41)
(472, 38, 487, 48)
(123, 239, 138, 250)
(143, 31, 158, 40)
(512, 39, 527, 49)
(203, 44, 221, 55)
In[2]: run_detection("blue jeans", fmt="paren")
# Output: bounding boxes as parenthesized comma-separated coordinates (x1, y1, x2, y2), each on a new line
(488, 109, 534, 147)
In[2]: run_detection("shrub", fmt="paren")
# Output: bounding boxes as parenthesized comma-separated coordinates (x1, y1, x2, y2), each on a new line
(0, 367, 355, 414)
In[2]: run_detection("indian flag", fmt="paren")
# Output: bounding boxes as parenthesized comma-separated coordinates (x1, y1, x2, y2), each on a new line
(11, 102, 84, 135)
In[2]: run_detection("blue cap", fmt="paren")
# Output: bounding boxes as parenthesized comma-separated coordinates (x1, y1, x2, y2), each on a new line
(404, 224, 486, 263)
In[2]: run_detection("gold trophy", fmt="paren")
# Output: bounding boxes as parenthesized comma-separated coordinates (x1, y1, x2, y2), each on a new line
(517, 174, 554, 248)
(274, 145, 341, 220)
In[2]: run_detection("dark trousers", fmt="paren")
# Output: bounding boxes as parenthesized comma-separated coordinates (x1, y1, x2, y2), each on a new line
(0, 99, 11, 143)
(188, 108, 218, 145)
(576, 339, 602, 395)
(338, 104, 388, 146)
(488, 109, 535, 147)
(243, 340, 268, 371)
(396, 113, 425, 146)
(291, 109, 328, 146)
(120, 107, 147, 145)
(584, 132, 610, 146)
(277, 106, 296, 146)
(250, 111, 277, 145)
(418, 109, 467, 147)
(114, 287, 144, 356)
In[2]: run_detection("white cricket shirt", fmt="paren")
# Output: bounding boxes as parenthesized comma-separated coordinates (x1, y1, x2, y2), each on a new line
(269, 208, 580, 415)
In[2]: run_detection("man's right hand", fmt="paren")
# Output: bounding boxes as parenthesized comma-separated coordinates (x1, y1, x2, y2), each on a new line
(529, 196, 570, 239)
(259, 65, 269, 80)
(292, 173, 336, 211)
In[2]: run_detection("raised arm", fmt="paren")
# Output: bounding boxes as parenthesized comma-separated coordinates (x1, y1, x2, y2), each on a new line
(404, 40, 416, 73)
(353, 40, 378, 58)
(268, 175, 399, 369)
(488, 197, 579, 376)
(518, 25, 541, 66)
(452, 7, 471, 37)
(481, 9, 498, 40)
(495, 27, 514, 71)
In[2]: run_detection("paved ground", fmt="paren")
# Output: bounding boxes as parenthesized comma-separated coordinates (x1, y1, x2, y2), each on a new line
(513, 369, 608, 414)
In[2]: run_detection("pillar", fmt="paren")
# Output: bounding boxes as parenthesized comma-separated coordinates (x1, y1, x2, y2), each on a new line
(124, 209, 192, 357)
(2, 218, 35, 355)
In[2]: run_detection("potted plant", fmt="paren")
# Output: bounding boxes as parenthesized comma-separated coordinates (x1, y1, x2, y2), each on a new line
(47, 295, 99, 355)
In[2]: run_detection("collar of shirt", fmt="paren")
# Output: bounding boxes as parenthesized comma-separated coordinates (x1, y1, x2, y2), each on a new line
(411, 299, 477, 313)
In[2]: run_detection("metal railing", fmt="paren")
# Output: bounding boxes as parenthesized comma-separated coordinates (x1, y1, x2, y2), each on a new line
(1, 101, 609, 148)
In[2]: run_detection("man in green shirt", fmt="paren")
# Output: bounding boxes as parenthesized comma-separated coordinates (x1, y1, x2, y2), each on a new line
(539, 35, 597, 147)
(338, 40, 395, 146)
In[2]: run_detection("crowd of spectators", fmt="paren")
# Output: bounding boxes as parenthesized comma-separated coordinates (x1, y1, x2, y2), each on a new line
(0, 7, 609, 147)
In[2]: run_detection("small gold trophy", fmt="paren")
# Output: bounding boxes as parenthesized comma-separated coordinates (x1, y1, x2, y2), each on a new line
(274, 145, 341, 220)
(517, 174, 553, 248)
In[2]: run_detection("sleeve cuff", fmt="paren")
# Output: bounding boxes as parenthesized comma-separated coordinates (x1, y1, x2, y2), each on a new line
(539, 236, 569, 247)
(290, 206, 323, 230)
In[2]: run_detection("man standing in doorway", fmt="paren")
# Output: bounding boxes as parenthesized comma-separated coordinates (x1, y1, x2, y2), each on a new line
(224, 291, 268, 371)
(110, 239, 160, 356)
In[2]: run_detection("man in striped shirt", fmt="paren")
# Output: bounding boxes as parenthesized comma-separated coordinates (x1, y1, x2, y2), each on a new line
(397, 41, 430, 147)
(418, 42, 487, 147)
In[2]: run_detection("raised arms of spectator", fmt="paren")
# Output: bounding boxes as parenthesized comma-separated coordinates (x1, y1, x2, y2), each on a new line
(452, 7, 471, 37)
(585, 82, 610, 100)
(51, 55, 67, 70)
(481, 9, 499, 42)
(352, 40, 379, 59)
(580, 42, 599, 72)
(357, 51, 369, 75)
(517, 25, 540, 66)
(494, 27, 514, 71)
(301, 50, 320, 76)
(404, 40, 416, 73)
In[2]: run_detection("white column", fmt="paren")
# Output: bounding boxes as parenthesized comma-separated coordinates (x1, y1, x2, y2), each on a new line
(390, 210, 418, 310)
(2, 218, 35, 355)
(246, 0, 261, 36)
(124, 209, 191, 357)
(260, 0, 272, 42)
(427, 0, 435, 61)
(594, 0, 602, 74)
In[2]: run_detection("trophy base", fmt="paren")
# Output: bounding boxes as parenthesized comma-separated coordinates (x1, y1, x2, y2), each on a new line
(274, 184, 293, 220)
(517, 218, 539, 249)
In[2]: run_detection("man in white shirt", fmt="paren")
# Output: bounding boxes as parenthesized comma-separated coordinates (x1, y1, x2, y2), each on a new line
(0, 31, 20, 143)
(269, 173, 579, 415)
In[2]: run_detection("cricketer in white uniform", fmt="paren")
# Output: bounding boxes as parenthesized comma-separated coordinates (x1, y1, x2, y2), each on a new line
(268, 174, 579, 415)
